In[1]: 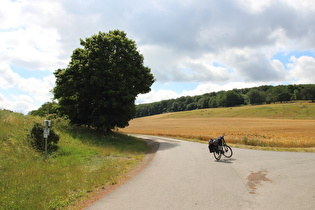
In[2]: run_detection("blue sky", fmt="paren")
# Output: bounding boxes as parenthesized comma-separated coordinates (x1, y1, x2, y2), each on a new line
(1, 0, 315, 114)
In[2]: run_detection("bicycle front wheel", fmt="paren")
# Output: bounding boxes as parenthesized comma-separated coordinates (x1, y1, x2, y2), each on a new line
(222, 145, 233, 158)
(213, 150, 221, 160)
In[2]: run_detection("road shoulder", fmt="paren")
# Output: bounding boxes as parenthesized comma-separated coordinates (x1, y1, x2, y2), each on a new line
(71, 138, 159, 209)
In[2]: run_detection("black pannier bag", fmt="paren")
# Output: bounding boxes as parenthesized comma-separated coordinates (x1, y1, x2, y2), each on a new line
(209, 137, 223, 153)
(208, 139, 215, 153)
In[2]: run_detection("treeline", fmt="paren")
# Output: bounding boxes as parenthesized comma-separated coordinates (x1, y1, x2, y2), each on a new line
(135, 84, 315, 118)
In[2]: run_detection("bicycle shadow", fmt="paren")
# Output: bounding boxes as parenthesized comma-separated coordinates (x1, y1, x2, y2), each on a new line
(215, 158, 236, 164)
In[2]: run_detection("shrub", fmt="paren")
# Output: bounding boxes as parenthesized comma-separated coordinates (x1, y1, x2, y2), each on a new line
(28, 123, 59, 153)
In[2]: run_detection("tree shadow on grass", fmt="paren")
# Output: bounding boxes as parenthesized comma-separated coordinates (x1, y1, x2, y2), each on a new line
(57, 124, 151, 154)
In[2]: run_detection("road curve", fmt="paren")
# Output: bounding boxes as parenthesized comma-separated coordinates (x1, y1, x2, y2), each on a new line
(86, 135, 315, 210)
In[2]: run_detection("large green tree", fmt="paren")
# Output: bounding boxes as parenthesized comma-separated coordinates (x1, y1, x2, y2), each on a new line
(301, 85, 315, 102)
(246, 89, 266, 105)
(217, 90, 244, 107)
(53, 30, 155, 131)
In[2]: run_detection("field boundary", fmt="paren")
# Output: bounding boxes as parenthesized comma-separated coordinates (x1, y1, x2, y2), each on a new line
(150, 134, 315, 153)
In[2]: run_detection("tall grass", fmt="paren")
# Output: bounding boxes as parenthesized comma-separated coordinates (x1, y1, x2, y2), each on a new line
(0, 110, 150, 209)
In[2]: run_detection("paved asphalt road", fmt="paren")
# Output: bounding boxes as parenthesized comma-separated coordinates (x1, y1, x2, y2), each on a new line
(86, 135, 315, 210)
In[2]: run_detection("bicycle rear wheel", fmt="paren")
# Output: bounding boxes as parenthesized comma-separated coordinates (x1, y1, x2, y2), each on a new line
(222, 145, 233, 158)
(213, 150, 221, 160)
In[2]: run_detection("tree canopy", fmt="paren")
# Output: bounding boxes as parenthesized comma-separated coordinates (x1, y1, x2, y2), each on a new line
(28, 101, 59, 117)
(135, 84, 315, 118)
(53, 30, 155, 131)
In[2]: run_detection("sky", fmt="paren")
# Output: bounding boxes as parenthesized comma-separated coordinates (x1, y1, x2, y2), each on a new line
(1, 0, 315, 114)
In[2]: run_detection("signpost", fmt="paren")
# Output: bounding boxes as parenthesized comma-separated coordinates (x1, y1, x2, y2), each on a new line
(43, 120, 51, 157)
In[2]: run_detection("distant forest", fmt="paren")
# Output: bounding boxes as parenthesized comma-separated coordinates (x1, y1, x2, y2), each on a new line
(135, 84, 315, 118)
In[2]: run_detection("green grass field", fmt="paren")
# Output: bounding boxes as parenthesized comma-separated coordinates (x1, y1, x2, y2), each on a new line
(163, 102, 315, 119)
(0, 110, 150, 209)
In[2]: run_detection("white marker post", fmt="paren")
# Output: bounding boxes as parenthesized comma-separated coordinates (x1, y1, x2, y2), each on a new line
(43, 120, 51, 157)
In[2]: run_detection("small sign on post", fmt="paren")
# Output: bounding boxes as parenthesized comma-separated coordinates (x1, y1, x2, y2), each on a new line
(43, 120, 51, 128)
(43, 120, 51, 157)
(43, 128, 50, 138)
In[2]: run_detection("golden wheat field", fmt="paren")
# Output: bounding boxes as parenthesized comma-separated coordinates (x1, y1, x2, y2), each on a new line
(120, 103, 315, 149)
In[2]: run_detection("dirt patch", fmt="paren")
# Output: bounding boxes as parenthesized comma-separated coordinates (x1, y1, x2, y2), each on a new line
(247, 170, 272, 194)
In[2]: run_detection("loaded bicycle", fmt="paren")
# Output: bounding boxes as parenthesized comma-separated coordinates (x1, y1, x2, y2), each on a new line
(208, 134, 233, 160)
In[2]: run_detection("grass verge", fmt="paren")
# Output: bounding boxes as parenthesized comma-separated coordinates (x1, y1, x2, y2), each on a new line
(0, 110, 151, 209)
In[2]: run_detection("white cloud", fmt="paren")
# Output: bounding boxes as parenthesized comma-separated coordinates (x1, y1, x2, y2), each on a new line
(0, 62, 20, 89)
(281, 0, 315, 11)
(0, 27, 63, 71)
(0, 0, 69, 71)
(221, 48, 287, 82)
(236, 0, 272, 13)
(137, 89, 180, 104)
(288, 56, 315, 83)
(0, 0, 65, 29)
(179, 57, 231, 82)
(0, 63, 55, 113)
(11, 94, 34, 103)
(18, 75, 55, 102)
(0, 63, 55, 101)
(0, 93, 5, 102)
(0, 93, 37, 114)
